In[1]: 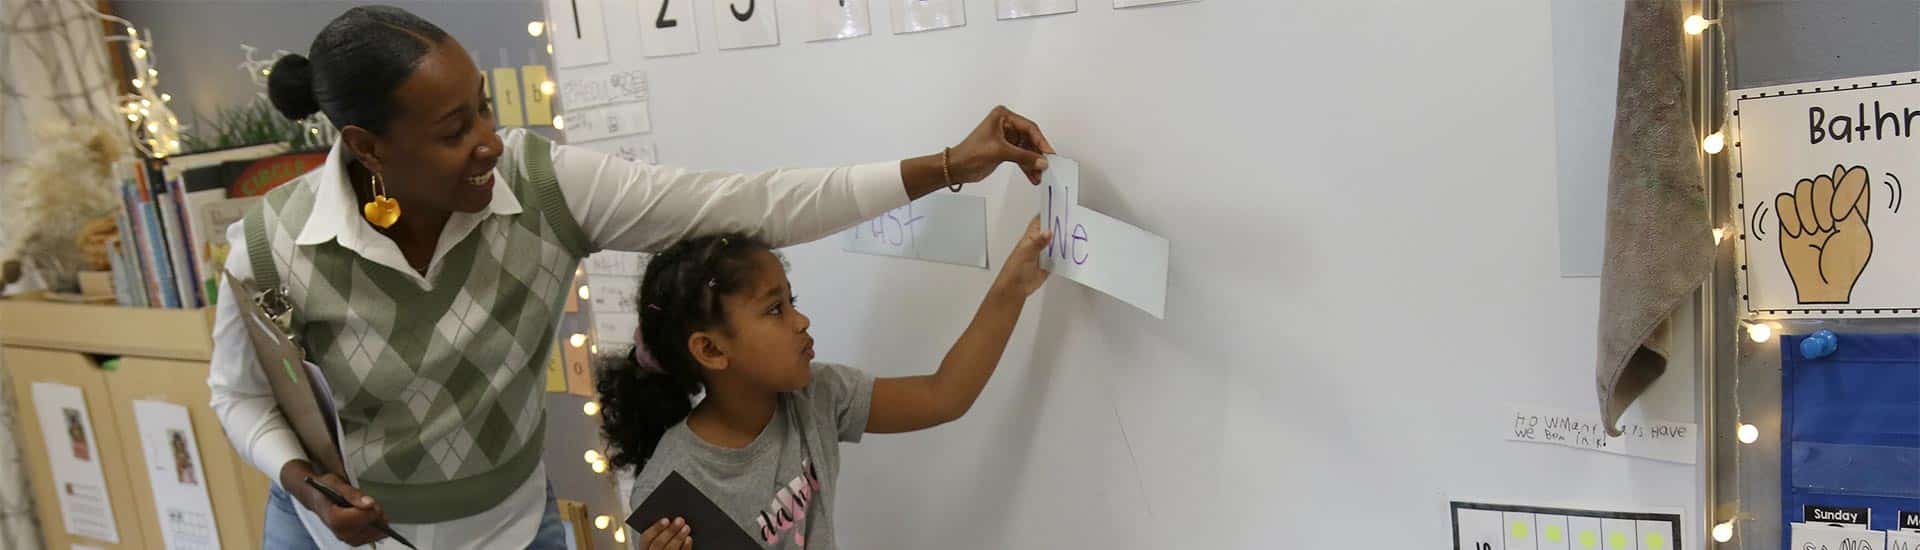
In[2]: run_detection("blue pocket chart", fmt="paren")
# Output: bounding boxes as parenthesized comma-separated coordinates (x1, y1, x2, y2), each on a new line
(1780, 333, 1920, 546)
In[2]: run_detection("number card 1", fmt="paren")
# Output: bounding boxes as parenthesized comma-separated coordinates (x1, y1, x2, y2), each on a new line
(545, 0, 610, 67)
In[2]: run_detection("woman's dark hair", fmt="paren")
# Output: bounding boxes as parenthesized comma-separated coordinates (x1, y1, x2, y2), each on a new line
(597, 233, 776, 472)
(266, 5, 450, 133)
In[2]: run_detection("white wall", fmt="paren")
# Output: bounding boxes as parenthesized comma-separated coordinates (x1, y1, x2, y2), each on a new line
(552, 0, 1703, 547)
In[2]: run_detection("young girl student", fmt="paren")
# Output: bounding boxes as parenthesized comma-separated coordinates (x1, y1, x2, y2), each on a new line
(598, 217, 1056, 549)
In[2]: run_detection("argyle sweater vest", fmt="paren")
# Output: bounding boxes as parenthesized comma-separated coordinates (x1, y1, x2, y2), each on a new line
(244, 135, 592, 523)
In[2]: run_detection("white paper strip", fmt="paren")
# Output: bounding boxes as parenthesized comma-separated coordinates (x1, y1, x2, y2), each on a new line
(1506, 406, 1697, 464)
(564, 102, 653, 143)
(1039, 156, 1170, 318)
(557, 67, 647, 111)
(842, 193, 989, 268)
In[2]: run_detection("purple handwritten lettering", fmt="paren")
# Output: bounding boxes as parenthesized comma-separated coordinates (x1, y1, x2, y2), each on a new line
(1048, 185, 1090, 265)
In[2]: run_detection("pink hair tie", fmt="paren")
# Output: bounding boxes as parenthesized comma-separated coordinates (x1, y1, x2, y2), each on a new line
(632, 310, 665, 374)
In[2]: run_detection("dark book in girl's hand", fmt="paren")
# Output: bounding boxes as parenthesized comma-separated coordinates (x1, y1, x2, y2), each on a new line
(625, 472, 759, 550)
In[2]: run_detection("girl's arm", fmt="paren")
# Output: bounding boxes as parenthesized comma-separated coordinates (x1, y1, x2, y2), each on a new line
(867, 217, 1053, 433)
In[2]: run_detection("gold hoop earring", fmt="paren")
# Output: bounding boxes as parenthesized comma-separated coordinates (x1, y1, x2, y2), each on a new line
(362, 172, 401, 228)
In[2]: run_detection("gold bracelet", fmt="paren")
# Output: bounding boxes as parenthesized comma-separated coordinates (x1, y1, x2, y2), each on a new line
(943, 147, 961, 192)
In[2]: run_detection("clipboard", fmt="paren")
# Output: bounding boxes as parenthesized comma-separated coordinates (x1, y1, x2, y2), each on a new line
(225, 269, 348, 478)
(624, 472, 761, 550)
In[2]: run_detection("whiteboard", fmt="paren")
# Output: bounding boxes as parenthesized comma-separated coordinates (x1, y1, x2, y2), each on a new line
(545, 0, 1704, 547)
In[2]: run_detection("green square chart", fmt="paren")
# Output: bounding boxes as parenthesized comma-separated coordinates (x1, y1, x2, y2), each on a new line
(1454, 501, 1683, 550)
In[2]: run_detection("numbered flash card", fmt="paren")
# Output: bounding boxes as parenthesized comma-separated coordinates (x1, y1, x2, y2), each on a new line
(811, 0, 873, 41)
(544, 0, 610, 67)
(892, 0, 966, 34)
(714, 0, 780, 50)
(639, 0, 700, 57)
(997, 0, 1076, 19)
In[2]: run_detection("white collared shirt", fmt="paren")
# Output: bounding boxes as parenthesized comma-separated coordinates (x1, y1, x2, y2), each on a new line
(207, 128, 906, 549)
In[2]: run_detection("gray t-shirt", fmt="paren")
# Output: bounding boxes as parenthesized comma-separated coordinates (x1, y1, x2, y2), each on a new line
(629, 362, 874, 549)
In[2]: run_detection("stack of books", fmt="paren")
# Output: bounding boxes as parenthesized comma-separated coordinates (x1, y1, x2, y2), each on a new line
(109, 144, 325, 308)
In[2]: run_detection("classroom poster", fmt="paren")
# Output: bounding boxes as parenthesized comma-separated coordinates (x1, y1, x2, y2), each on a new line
(1733, 70, 1920, 318)
(30, 382, 119, 543)
(132, 400, 220, 550)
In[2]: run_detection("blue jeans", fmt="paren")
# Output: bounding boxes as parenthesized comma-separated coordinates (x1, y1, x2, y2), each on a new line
(264, 481, 566, 549)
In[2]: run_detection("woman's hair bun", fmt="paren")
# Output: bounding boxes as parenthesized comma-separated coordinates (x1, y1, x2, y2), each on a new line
(265, 54, 320, 120)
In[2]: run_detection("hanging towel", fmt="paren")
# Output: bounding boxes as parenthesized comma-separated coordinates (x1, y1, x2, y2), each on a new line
(1595, 0, 1713, 436)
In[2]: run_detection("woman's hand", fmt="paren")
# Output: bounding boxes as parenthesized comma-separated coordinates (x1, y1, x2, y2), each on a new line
(951, 106, 1057, 185)
(901, 106, 1056, 197)
(992, 216, 1055, 299)
(279, 460, 390, 545)
(641, 517, 692, 550)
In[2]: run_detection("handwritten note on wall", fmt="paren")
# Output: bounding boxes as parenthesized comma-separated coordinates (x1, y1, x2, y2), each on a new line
(558, 68, 649, 111)
(1039, 156, 1171, 318)
(584, 251, 646, 348)
(564, 102, 653, 143)
(1506, 406, 1696, 464)
(841, 193, 989, 268)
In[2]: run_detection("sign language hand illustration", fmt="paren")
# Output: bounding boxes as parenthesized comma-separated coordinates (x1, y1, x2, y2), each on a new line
(1776, 164, 1874, 304)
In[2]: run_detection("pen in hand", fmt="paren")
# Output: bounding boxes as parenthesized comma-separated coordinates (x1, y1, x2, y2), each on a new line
(304, 476, 416, 549)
